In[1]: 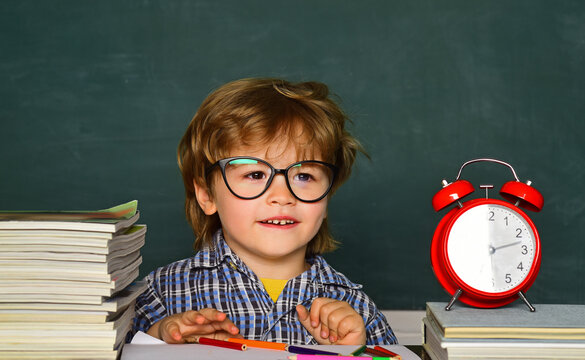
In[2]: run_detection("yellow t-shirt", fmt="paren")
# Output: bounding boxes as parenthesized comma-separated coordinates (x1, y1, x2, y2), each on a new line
(260, 278, 289, 302)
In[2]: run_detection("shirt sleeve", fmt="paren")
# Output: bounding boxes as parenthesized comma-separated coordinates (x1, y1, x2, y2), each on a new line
(129, 270, 168, 337)
(321, 284, 398, 344)
(364, 304, 398, 345)
(346, 287, 397, 345)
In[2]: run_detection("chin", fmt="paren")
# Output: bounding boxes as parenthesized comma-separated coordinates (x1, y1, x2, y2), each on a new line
(258, 244, 306, 259)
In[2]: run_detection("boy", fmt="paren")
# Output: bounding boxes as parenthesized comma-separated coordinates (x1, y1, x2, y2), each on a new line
(131, 78, 397, 345)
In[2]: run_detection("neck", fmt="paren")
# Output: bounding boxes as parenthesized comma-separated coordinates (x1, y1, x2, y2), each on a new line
(252, 256, 310, 280)
(230, 243, 309, 280)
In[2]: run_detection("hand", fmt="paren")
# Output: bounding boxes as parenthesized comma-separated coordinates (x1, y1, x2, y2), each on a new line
(296, 298, 366, 345)
(148, 308, 241, 344)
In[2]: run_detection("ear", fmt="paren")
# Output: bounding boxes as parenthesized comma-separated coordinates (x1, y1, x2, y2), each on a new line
(193, 180, 217, 215)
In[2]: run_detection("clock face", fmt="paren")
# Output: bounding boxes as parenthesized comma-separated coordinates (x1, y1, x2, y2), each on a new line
(446, 203, 537, 294)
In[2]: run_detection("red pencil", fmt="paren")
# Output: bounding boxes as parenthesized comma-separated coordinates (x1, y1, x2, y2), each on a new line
(364, 347, 392, 357)
(197, 337, 247, 351)
(374, 346, 402, 359)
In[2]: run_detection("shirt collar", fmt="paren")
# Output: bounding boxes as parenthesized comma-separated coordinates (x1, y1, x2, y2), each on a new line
(190, 229, 361, 290)
(190, 229, 237, 267)
(189, 229, 257, 278)
(305, 255, 362, 290)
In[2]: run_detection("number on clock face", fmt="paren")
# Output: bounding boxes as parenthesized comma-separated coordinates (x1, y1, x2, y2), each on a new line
(446, 204, 536, 293)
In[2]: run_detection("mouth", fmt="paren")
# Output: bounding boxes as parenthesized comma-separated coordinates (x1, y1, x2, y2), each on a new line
(260, 218, 297, 226)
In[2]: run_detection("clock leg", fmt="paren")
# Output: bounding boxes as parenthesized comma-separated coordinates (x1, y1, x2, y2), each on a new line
(518, 291, 536, 312)
(445, 288, 463, 311)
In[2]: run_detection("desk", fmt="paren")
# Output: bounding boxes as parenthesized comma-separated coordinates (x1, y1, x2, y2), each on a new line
(121, 343, 423, 360)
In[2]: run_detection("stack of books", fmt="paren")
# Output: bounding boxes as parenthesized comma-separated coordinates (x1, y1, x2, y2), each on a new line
(0, 200, 147, 360)
(423, 301, 585, 360)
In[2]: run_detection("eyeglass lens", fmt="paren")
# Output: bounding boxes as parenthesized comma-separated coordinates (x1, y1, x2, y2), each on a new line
(223, 158, 333, 201)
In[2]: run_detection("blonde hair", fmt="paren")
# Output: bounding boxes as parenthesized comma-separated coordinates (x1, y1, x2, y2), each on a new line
(177, 78, 364, 255)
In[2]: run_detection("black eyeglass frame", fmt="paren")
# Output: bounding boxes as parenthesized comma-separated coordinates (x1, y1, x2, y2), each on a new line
(206, 156, 338, 203)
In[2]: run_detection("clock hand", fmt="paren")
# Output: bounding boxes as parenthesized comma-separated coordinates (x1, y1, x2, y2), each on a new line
(489, 240, 522, 255)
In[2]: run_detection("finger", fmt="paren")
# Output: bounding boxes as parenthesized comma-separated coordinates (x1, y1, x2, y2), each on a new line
(335, 311, 363, 340)
(317, 302, 355, 343)
(182, 309, 226, 326)
(162, 321, 184, 344)
(317, 300, 346, 329)
(328, 310, 360, 343)
(207, 330, 243, 341)
(309, 298, 336, 328)
(319, 322, 331, 342)
(182, 309, 236, 331)
(209, 316, 240, 335)
(296, 304, 326, 344)
(181, 310, 204, 326)
(321, 305, 367, 345)
(180, 310, 240, 336)
(198, 308, 227, 322)
(296, 304, 310, 323)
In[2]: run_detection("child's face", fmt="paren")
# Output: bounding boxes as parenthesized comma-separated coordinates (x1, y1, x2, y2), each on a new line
(197, 138, 328, 278)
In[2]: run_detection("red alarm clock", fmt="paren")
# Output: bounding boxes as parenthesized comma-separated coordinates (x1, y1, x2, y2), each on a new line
(431, 159, 544, 311)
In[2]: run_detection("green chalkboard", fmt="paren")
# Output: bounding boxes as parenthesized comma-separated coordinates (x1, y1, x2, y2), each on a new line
(1, 1, 584, 309)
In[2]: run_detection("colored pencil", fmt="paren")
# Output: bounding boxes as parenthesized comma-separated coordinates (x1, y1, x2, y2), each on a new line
(287, 355, 390, 360)
(364, 347, 391, 357)
(351, 344, 367, 356)
(227, 337, 287, 351)
(288, 356, 361, 360)
(197, 337, 247, 351)
(374, 346, 402, 359)
(286, 345, 340, 356)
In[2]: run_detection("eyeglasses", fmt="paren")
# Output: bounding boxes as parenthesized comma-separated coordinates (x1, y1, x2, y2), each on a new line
(207, 157, 338, 203)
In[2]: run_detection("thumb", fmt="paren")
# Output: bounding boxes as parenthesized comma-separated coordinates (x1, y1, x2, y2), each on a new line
(162, 321, 184, 344)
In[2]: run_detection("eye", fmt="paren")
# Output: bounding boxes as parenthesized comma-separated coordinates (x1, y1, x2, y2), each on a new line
(245, 171, 267, 180)
(294, 173, 314, 182)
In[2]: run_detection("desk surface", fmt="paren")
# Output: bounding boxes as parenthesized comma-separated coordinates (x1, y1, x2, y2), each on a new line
(121, 343, 423, 360)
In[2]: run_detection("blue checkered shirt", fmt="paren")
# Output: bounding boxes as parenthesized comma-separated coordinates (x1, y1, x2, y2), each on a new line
(131, 230, 397, 344)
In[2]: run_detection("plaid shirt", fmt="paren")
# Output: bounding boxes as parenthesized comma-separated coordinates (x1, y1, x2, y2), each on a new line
(131, 230, 397, 344)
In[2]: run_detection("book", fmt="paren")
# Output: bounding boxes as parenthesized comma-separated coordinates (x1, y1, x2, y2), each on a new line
(0, 224, 147, 251)
(0, 285, 143, 358)
(0, 304, 133, 330)
(426, 302, 585, 340)
(0, 201, 146, 359)
(0, 279, 119, 297)
(0, 250, 141, 273)
(0, 255, 141, 293)
(0, 200, 137, 221)
(0, 305, 136, 353)
(0, 300, 135, 330)
(0, 268, 139, 297)
(0, 225, 146, 260)
(0, 200, 139, 232)
(0, 279, 147, 314)
(0, 309, 111, 323)
(423, 317, 585, 360)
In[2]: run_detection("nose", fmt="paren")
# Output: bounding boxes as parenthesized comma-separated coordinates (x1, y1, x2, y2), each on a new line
(265, 173, 296, 205)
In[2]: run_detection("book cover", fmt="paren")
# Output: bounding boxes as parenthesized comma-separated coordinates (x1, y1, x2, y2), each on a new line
(0, 200, 137, 221)
(0, 201, 139, 233)
(426, 302, 585, 340)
